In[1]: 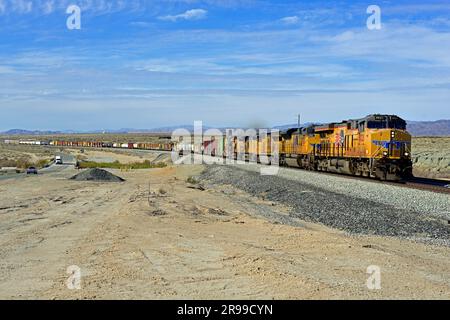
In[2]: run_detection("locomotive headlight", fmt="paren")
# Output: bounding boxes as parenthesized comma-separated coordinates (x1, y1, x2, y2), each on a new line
(391, 131, 395, 138)
(404, 152, 410, 157)
(383, 151, 388, 157)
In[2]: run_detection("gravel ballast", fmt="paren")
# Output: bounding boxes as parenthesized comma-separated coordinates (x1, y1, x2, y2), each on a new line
(70, 168, 125, 182)
(200, 164, 450, 245)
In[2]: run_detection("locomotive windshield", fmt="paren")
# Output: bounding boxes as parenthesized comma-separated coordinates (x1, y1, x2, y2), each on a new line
(388, 119, 406, 130)
(367, 121, 386, 129)
(366, 117, 406, 130)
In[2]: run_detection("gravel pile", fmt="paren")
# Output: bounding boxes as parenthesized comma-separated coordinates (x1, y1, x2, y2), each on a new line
(200, 165, 450, 245)
(70, 168, 125, 182)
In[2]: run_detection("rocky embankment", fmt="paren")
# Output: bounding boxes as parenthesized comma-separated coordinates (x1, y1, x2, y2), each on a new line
(201, 165, 450, 246)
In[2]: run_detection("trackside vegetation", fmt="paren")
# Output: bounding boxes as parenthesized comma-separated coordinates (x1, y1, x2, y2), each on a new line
(77, 160, 167, 170)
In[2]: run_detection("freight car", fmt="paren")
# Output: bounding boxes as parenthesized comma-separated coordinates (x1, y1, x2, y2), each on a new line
(49, 140, 174, 152)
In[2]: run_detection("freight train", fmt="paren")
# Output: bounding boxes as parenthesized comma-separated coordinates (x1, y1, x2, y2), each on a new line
(2, 114, 413, 181)
(49, 141, 173, 151)
(193, 114, 413, 181)
(3, 139, 173, 151)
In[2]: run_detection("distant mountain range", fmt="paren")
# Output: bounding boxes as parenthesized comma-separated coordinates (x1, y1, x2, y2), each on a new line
(1, 129, 65, 135)
(273, 120, 450, 136)
(2, 120, 450, 136)
(0, 128, 179, 135)
(405, 120, 450, 136)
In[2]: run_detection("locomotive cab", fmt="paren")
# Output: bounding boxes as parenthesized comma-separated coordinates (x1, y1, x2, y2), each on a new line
(364, 115, 413, 180)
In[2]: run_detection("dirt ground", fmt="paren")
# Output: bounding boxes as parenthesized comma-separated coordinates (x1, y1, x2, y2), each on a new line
(67, 148, 172, 164)
(0, 158, 449, 299)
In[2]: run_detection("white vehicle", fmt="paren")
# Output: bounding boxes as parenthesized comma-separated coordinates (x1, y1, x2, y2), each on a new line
(55, 156, 63, 164)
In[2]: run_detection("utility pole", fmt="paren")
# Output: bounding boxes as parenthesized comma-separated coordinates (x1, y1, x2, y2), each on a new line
(297, 114, 301, 135)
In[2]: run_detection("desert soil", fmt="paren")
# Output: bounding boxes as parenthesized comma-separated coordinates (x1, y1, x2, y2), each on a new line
(0, 154, 449, 299)
(0, 144, 54, 168)
(68, 148, 172, 164)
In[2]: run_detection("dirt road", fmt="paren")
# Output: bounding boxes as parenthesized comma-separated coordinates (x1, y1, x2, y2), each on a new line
(0, 161, 449, 299)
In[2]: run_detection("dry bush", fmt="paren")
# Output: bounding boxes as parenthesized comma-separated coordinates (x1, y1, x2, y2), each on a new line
(186, 176, 199, 184)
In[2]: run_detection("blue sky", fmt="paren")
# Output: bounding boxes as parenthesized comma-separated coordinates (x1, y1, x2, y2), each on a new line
(1, 0, 450, 130)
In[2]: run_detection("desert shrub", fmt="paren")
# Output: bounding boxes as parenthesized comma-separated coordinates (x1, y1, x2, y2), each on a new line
(186, 176, 199, 184)
(15, 159, 32, 169)
(0, 159, 17, 167)
(0, 157, 51, 169)
(78, 160, 167, 170)
(36, 159, 51, 168)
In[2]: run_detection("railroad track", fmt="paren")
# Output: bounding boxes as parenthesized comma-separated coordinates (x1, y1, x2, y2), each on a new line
(403, 177, 450, 194)
(140, 150, 450, 194)
(195, 153, 450, 194)
(298, 168, 450, 194)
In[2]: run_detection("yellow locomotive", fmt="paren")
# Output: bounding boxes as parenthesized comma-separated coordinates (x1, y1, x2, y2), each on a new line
(200, 114, 412, 181)
(279, 114, 412, 180)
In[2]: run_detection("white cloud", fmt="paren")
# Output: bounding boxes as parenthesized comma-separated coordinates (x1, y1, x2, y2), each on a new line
(332, 30, 355, 42)
(0, 0, 147, 15)
(0, 65, 16, 74)
(158, 9, 207, 22)
(280, 16, 299, 25)
(12, 0, 32, 13)
(323, 24, 450, 68)
(42, 0, 54, 15)
(130, 21, 153, 27)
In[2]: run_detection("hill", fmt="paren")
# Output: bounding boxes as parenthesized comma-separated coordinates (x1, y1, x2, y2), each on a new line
(2, 120, 449, 136)
(275, 120, 450, 136)
(406, 120, 450, 136)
